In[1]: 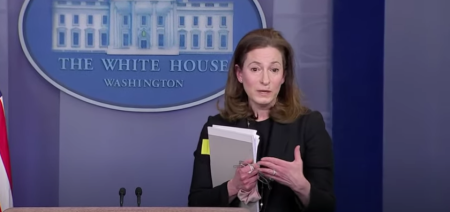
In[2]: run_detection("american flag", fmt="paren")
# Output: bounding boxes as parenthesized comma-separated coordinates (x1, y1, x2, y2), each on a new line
(0, 90, 13, 211)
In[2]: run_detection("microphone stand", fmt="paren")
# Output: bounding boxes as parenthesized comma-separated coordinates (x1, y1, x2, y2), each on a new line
(119, 187, 126, 207)
(135, 187, 142, 207)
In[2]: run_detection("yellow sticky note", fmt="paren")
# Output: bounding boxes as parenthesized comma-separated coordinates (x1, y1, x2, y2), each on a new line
(201, 139, 210, 155)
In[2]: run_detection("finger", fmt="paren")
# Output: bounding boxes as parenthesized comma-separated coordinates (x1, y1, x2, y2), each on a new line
(294, 145, 302, 161)
(239, 170, 249, 180)
(241, 159, 253, 165)
(259, 167, 287, 179)
(257, 161, 277, 170)
(235, 166, 242, 175)
(267, 175, 289, 186)
(239, 164, 258, 176)
(243, 174, 259, 185)
(239, 171, 258, 179)
(243, 178, 258, 191)
(260, 157, 288, 167)
(259, 168, 278, 176)
(252, 163, 260, 169)
(239, 170, 257, 181)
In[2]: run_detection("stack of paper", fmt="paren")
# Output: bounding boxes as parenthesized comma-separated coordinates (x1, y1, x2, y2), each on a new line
(207, 125, 260, 212)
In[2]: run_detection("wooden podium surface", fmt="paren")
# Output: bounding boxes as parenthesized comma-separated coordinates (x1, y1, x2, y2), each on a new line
(4, 207, 249, 212)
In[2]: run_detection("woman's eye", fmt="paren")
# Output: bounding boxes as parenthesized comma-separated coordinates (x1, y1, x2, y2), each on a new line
(272, 68, 279, 72)
(251, 68, 258, 72)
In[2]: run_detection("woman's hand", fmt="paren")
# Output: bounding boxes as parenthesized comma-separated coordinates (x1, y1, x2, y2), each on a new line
(227, 159, 259, 197)
(257, 146, 311, 205)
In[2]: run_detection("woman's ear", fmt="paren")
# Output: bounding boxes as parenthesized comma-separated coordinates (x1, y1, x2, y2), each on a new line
(235, 64, 243, 83)
(282, 70, 286, 84)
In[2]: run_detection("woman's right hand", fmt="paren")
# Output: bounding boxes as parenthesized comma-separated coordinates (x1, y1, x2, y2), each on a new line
(227, 159, 259, 197)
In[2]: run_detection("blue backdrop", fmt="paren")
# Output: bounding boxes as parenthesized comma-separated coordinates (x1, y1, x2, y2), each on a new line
(0, 0, 386, 211)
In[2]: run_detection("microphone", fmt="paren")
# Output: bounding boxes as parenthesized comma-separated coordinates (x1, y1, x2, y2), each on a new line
(119, 187, 126, 207)
(135, 187, 142, 207)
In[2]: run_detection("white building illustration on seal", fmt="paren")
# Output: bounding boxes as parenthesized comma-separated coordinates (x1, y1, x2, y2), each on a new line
(52, 0, 234, 55)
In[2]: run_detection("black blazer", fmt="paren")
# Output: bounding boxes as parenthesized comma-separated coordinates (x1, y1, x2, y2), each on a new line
(188, 110, 335, 212)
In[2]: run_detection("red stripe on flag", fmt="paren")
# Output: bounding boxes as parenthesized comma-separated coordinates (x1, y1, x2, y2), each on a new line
(0, 101, 12, 189)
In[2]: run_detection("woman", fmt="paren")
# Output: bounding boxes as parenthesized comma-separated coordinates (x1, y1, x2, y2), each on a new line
(188, 28, 335, 212)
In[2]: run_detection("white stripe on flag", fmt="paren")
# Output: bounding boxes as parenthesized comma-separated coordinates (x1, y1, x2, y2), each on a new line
(0, 154, 13, 212)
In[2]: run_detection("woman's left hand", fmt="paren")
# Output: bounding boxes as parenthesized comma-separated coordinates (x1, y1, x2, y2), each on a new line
(257, 145, 310, 193)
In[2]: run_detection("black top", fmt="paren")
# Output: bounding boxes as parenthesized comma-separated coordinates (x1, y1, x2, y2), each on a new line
(188, 111, 335, 212)
(254, 118, 272, 162)
(253, 118, 273, 211)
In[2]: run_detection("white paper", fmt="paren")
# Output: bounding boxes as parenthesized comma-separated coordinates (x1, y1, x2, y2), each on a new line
(207, 125, 260, 212)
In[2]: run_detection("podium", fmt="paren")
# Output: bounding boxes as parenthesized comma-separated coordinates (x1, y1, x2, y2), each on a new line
(4, 208, 249, 212)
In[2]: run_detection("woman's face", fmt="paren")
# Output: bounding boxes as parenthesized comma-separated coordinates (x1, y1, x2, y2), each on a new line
(236, 46, 285, 110)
